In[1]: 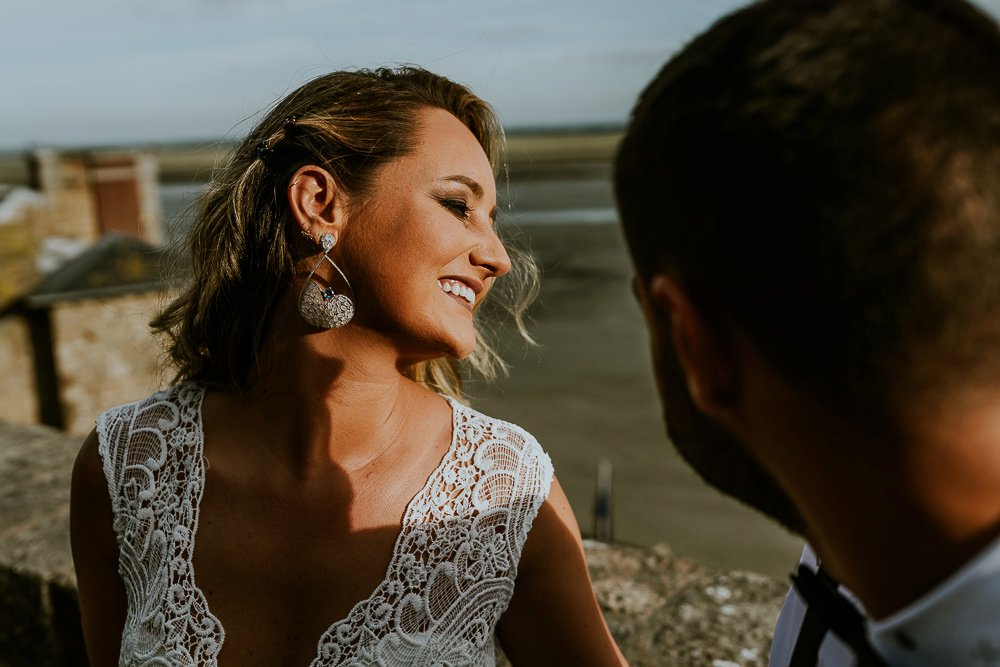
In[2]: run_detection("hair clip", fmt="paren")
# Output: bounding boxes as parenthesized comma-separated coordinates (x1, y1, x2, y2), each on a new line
(283, 115, 298, 131)
(256, 140, 274, 162)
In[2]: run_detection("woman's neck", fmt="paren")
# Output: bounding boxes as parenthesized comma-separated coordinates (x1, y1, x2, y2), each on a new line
(229, 322, 436, 478)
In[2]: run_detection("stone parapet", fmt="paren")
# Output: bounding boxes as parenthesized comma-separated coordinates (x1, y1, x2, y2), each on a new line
(0, 422, 83, 666)
(584, 541, 786, 666)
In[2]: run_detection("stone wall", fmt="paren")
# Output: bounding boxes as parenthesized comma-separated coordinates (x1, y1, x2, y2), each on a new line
(26, 150, 163, 246)
(583, 542, 786, 666)
(0, 292, 167, 436)
(0, 418, 788, 667)
(51, 292, 167, 435)
(0, 422, 84, 666)
(28, 151, 98, 245)
(0, 320, 37, 427)
(0, 203, 43, 305)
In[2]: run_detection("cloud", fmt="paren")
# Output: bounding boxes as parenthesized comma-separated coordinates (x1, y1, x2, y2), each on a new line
(5, 0, 999, 149)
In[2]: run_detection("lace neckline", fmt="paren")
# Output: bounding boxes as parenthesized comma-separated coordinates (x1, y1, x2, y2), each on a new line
(186, 383, 464, 663)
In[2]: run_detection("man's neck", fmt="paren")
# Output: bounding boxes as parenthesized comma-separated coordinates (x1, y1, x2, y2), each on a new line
(738, 358, 1000, 617)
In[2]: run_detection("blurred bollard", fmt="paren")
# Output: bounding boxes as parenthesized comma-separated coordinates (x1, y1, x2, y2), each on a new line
(593, 458, 614, 542)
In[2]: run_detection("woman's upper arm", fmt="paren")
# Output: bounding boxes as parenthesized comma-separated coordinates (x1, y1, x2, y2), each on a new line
(70, 428, 126, 667)
(497, 475, 627, 666)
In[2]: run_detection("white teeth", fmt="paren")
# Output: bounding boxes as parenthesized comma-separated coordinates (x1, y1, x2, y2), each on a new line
(438, 279, 475, 305)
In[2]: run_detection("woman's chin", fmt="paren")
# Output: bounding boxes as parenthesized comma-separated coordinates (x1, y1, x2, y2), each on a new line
(437, 327, 478, 360)
(441, 336, 476, 361)
(402, 334, 476, 365)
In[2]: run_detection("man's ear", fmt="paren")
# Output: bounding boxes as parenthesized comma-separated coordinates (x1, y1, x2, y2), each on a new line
(287, 165, 348, 240)
(647, 274, 741, 424)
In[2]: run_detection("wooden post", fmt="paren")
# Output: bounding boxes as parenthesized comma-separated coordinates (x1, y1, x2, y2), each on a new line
(25, 308, 64, 429)
(593, 458, 614, 542)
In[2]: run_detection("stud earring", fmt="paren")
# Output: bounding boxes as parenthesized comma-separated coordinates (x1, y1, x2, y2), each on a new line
(298, 233, 355, 329)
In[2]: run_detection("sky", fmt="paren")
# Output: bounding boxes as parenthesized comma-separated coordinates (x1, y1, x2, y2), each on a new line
(3, 0, 1000, 150)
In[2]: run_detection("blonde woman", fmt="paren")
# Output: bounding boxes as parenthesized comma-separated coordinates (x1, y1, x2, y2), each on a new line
(70, 67, 625, 666)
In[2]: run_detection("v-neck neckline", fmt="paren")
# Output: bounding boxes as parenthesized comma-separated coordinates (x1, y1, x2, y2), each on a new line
(185, 383, 464, 665)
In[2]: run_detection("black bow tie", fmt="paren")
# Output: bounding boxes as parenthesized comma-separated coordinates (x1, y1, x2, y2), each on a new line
(788, 564, 890, 666)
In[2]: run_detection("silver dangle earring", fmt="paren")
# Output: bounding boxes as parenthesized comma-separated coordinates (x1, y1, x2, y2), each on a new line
(298, 233, 355, 329)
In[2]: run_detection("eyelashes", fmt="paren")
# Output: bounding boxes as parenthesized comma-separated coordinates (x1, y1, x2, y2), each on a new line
(434, 193, 496, 227)
(438, 197, 471, 220)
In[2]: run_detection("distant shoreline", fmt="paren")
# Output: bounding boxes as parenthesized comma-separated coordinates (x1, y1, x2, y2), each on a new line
(0, 128, 623, 186)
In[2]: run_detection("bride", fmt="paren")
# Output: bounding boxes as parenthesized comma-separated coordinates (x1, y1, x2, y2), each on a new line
(70, 66, 626, 666)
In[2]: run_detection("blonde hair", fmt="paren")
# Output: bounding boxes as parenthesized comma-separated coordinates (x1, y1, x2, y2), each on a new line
(153, 66, 538, 399)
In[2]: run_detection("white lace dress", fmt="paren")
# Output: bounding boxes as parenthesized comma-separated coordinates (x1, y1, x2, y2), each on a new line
(96, 382, 553, 666)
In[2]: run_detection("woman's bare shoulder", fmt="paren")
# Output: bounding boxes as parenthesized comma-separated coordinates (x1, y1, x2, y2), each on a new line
(72, 429, 106, 506)
(71, 428, 127, 666)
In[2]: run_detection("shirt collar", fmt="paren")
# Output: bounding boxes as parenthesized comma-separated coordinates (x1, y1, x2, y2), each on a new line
(868, 531, 1000, 665)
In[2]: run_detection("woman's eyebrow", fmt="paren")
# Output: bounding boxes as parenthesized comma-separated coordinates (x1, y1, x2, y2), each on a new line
(439, 174, 496, 222)
(440, 174, 484, 198)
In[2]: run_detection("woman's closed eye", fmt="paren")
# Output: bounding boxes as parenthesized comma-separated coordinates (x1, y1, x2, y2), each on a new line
(439, 197, 471, 220)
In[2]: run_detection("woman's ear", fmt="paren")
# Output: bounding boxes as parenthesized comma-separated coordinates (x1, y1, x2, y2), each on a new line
(647, 274, 742, 425)
(287, 165, 348, 240)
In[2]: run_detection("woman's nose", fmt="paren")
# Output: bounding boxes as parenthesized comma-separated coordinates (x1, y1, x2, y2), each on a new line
(472, 228, 512, 278)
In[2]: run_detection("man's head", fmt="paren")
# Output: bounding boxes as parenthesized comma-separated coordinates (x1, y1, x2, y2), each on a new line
(616, 0, 1000, 527)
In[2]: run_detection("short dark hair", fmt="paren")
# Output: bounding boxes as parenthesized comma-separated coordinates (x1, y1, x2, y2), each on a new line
(616, 0, 1000, 415)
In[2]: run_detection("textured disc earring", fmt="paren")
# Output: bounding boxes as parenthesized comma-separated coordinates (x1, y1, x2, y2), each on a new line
(298, 233, 355, 329)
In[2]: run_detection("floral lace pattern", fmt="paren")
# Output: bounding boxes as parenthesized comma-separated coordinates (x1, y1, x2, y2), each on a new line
(97, 383, 553, 666)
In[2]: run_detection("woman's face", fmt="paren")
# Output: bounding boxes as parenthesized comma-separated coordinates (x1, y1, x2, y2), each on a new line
(343, 106, 511, 361)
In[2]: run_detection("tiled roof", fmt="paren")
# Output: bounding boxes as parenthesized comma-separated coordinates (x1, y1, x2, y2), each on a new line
(6, 233, 167, 312)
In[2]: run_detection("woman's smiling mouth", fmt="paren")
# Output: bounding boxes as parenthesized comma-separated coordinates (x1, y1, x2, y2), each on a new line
(438, 279, 476, 305)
